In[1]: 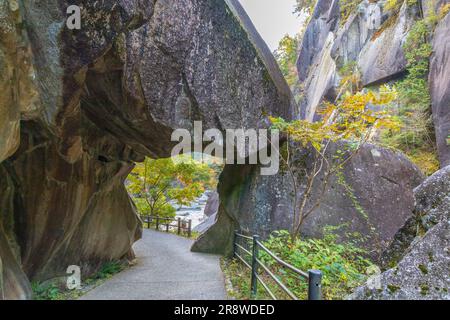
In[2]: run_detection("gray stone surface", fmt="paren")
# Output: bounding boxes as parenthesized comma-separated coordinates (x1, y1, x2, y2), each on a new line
(430, 12, 450, 167)
(351, 166, 450, 300)
(297, 0, 419, 120)
(193, 213, 218, 234)
(204, 192, 220, 217)
(0, 0, 293, 299)
(193, 142, 424, 257)
(382, 165, 450, 268)
(81, 230, 227, 300)
(297, 0, 340, 120)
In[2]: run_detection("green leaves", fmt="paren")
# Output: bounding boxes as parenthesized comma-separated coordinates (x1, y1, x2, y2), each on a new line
(126, 156, 218, 217)
(380, 17, 439, 176)
(274, 35, 299, 87)
(260, 227, 376, 299)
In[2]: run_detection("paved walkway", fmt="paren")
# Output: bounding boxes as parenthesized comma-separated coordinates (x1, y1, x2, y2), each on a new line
(81, 229, 227, 300)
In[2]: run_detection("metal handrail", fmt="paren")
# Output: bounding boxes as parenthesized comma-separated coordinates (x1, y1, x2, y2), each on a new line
(233, 230, 322, 300)
(235, 232, 253, 240)
(235, 253, 252, 270)
(255, 258, 298, 300)
(256, 240, 309, 279)
(235, 243, 252, 257)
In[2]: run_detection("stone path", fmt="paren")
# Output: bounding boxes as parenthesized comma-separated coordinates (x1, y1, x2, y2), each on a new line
(80, 229, 227, 300)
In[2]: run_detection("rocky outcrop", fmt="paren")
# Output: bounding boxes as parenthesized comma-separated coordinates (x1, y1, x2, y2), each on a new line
(193, 143, 424, 256)
(193, 213, 218, 234)
(430, 12, 450, 167)
(297, 0, 340, 120)
(297, 0, 420, 120)
(351, 166, 450, 300)
(0, 0, 40, 163)
(193, 192, 219, 234)
(0, 0, 293, 299)
(204, 192, 220, 217)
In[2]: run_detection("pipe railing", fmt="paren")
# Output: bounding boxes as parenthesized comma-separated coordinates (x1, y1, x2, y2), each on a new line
(233, 230, 322, 300)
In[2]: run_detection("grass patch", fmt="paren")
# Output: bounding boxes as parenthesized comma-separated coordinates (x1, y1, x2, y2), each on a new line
(222, 228, 376, 300)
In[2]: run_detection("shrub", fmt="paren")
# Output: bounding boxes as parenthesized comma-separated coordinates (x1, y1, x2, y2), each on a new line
(223, 227, 376, 300)
(380, 19, 439, 175)
(259, 228, 375, 300)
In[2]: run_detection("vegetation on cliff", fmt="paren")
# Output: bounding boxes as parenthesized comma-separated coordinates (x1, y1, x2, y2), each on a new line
(380, 6, 443, 175)
(282, 0, 443, 176)
(271, 86, 399, 239)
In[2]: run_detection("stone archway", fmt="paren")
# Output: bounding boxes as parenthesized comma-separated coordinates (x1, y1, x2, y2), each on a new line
(0, 0, 294, 299)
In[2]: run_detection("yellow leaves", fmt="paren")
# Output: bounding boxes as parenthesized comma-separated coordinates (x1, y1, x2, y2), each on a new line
(271, 86, 400, 151)
(439, 3, 450, 19)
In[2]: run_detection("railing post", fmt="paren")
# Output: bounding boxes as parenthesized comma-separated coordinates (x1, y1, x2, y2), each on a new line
(166, 221, 169, 232)
(156, 216, 159, 231)
(233, 230, 238, 257)
(308, 270, 322, 300)
(187, 220, 192, 238)
(177, 218, 181, 235)
(147, 216, 151, 229)
(250, 235, 260, 298)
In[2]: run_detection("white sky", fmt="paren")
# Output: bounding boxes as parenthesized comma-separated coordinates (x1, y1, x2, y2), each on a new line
(238, 0, 304, 51)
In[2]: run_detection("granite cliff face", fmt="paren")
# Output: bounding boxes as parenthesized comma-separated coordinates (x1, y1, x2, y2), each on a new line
(351, 166, 450, 300)
(297, 0, 421, 121)
(0, 0, 293, 299)
(430, 12, 450, 167)
(297, 0, 450, 170)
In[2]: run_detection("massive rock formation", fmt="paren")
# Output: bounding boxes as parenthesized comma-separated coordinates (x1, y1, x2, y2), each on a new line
(0, 0, 294, 299)
(430, 12, 450, 167)
(204, 192, 220, 218)
(297, 0, 420, 120)
(351, 166, 450, 300)
(1, 0, 445, 301)
(297, 0, 340, 120)
(193, 142, 424, 257)
(193, 192, 219, 234)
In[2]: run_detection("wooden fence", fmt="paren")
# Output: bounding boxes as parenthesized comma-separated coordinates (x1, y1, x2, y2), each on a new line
(140, 215, 192, 238)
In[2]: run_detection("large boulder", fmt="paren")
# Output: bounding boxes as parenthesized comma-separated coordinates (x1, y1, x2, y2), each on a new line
(0, 165, 32, 300)
(193, 143, 424, 257)
(357, 2, 417, 86)
(430, 12, 450, 167)
(0, 0, 40, 163)
(204, 192, 220, 217)
(351, 166, 450, 300)
(193, 191, 220, 234)
(0, 0, 294, 298)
